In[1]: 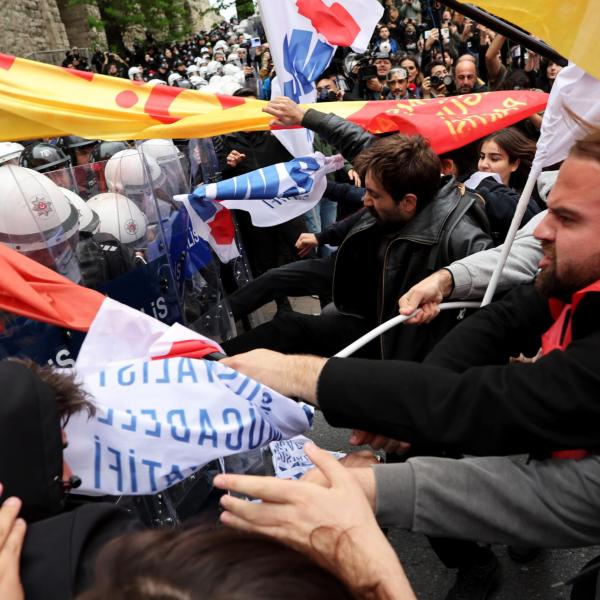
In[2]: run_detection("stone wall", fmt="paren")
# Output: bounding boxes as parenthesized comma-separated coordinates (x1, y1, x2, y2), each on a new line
(56, 1, 107, 49)
(2, 0, 220, 61)
(2, 0, 70, 58)
(187, 0, 222, 32)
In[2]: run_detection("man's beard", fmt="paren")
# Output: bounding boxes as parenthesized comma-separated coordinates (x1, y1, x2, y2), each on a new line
(367, 206, 406, 232)
(535, 243, 600, 301)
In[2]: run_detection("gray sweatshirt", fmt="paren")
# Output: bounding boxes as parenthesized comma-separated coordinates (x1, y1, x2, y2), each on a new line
(373, 455, 600, 548)
(448, 210, 546, 300)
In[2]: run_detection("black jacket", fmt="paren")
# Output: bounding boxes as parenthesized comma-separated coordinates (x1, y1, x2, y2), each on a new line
(213, 130, 293, 178)
(318, 283, 600, 455)
(301, 109, 493, 360)
(22, 503, 139, 600)
(333, 178, 492, 360)
(474, 177, 541, 245)
(0, 361, 64, 523)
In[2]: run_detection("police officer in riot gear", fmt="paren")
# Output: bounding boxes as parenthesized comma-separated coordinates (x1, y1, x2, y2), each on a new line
(57, 136, 99, 197)
(0, 164, 81, 281)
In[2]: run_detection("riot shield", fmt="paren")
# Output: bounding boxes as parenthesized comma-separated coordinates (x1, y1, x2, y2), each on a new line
(89, 147, 185, 324)
(0, 164, 85, 364)
(186, 138, 265, 330)
(0, 152, 186, 366)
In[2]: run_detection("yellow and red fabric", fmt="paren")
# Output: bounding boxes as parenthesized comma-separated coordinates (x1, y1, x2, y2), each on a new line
(0, 53, 547, 154)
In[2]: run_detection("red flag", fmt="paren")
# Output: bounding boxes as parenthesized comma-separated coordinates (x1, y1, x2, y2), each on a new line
(0, 244, 103, 331)
(0, 244, 223, 361)
(342, 91, 548, 154)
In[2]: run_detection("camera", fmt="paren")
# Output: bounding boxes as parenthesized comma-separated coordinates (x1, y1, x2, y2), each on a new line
(359, 65, 378, 80)
(317, 89, 338, 102)
(430, 74, 453, 88)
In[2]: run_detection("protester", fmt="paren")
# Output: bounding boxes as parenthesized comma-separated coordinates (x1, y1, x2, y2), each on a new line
(221, 96, 492, 361)
(473, 127, 541, 243)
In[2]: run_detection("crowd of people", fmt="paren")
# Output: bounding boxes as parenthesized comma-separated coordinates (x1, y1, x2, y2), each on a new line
(1, 0, 599, 599)
(62, 0, 566, 102)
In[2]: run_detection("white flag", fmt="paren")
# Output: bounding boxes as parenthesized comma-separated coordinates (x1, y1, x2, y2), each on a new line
(67, 297, 314, 495)
(533, 63, 600, 170)
(65, 356, 312, 495)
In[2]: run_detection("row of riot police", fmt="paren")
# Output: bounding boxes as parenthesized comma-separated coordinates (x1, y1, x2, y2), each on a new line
(0, 136, 262, 525)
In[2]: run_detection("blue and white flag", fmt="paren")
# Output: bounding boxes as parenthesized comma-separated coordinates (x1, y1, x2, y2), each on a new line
(258, 0, 383, 156)
(65, 357, 313, 495)
(65, 298, 313, 496)
(176, 152, 344, 228)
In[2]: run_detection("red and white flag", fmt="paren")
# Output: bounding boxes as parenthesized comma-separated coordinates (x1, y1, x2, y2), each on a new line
(0, 245, 313, 495)
(258, 0, 383, 156)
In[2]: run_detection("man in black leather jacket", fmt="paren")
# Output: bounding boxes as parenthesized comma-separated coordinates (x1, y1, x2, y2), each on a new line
(222, 98, 492, 361)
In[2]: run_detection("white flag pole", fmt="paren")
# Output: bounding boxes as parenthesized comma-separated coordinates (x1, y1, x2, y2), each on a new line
(480, 166, 541, 306)
(335, 302, 481, 357)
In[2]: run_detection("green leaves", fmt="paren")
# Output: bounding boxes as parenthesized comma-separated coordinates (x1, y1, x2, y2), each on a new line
(69, 0, 194, 49)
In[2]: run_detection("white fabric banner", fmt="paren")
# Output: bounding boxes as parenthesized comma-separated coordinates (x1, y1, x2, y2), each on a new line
(65, 357, 313, 495)
(533, 63, 600, 170)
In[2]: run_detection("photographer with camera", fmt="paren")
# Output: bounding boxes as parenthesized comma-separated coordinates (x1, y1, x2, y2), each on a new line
(101, 51, 128, 78)
(421, 60, 453, 98)
(352, 52, 395, 101)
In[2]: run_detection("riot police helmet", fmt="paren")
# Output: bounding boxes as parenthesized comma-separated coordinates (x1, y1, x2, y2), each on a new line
(0, 142, 25, 167)
(0, 165, 80, 279)
(19, 142, 71, 173)
(87, 192, 148, 246)
(90, 141, 131, 164)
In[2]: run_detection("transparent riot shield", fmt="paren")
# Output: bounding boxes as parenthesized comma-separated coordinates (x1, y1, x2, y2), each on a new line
(87, 147, 185, 324)
(186, 138, 254, 335)
(0, 164, 81, 280)
(0, 164, 85, 364)
(0, 153, 186, 368)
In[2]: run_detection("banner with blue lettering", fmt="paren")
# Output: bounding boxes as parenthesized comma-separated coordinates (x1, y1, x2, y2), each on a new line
(65, 356, 313, 495)
(176, 152, 344, 234)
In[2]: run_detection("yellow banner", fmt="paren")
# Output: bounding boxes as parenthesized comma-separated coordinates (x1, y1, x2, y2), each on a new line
(0, 53, 547, 152)
(0, 53, 279, 141)
(462, 0, 599, 80)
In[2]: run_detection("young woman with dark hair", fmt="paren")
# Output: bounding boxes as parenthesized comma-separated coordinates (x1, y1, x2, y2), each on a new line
(478, 127, 537, 192)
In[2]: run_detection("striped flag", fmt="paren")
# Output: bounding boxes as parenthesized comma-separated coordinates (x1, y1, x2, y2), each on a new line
(177, 152, 344, 232)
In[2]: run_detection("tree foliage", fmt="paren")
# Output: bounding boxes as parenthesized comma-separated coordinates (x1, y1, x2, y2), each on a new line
(69, 0, 193, 50)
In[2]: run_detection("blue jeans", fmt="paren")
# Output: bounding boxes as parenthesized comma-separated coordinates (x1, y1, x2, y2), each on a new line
(303, 197, 338, 257)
